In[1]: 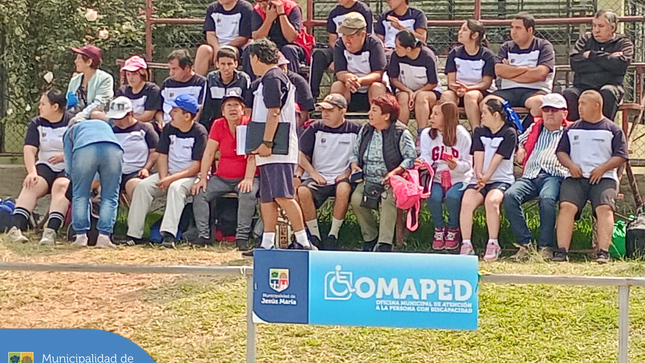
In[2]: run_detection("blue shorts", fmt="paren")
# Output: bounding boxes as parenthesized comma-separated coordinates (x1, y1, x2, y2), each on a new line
(259, 163, 296, 203)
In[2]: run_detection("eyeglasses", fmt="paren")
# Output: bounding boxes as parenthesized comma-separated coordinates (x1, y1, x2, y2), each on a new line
(542, 107, 564, 113)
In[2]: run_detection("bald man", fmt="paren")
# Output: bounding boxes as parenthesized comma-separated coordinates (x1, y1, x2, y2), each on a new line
(553, 90, 628, 263)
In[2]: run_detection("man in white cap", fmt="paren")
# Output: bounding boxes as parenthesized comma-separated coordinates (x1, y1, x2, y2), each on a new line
(330, 12, 387, 112)
(503, 93, 571, 260)
(296, 93, 361, 249)
(106, 96, 159, 202)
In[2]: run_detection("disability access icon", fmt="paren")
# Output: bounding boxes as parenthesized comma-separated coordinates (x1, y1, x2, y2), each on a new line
(8, 352, 33, 363)
(269, 268, 289, 292)
(324, 265, 355, 300)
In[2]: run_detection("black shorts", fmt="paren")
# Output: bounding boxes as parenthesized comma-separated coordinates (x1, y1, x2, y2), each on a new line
(467, 182, 511, 197)
(301, 179, 351, 209)
(120, 171, 141, 192)
(559, 177, 617, 219)
(493, 88, 547, 108)
(259, 163, 296, 203)
(36, 164, 67, 192)
(348, 92, 370, 112)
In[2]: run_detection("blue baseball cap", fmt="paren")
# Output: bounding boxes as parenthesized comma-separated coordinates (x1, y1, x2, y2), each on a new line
(168, 94, 200, 114)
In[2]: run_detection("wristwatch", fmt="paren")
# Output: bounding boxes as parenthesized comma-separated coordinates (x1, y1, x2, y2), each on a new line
(262, 140, 274, 148)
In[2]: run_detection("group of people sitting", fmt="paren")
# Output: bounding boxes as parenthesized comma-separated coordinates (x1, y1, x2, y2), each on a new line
(2, 1, 634, 264)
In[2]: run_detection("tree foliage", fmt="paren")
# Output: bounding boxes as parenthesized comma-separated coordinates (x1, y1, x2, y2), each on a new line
(0, 0, 146, 125)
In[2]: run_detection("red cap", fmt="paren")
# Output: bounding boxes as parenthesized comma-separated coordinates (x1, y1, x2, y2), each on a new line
(71, 45, 102, 66)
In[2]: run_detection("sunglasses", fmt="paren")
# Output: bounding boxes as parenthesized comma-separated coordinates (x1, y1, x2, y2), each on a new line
(542, 107, 564, 113)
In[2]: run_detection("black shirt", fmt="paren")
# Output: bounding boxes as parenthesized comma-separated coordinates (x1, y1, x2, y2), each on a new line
(25, 113, 71, 172)
(445, 45, 496, 90)
(117, 82, 163, 118)
(287, 71, 315, 111)
(203, 0, 254, 45)
(157, 122, 208, 174)
(200, 69, 251, 130)
(334, 34, 387, 87)
(113, 121, 159, 174)
(327, 1, 373, 35)
(388, 46, 439, 92)
(375, 7, 426, 48)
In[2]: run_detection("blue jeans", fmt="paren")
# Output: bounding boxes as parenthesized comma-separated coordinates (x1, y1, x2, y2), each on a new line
(503, 173, 562, 247)
(427, 182, 465, 229)
(71, 142, 123, 235)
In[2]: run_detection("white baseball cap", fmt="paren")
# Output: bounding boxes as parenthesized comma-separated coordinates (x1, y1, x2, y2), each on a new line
(541, 93, 567, 110)
(105, 96, 133, 119)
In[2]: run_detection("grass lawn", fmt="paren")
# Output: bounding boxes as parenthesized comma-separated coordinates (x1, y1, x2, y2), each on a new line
(2, 233, 645, 363)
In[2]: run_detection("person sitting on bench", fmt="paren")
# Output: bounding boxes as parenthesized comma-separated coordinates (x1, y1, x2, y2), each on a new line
(330, 12, 387, 112)
(296, 93, 360, 250)
(194, 0, 254, 76)
(489, 12, 555, 129)
(553, 90, 628, 264)
(192, 90, 259, 250)
(126, 94, 208, 248)
(563, 10, 633, 121)
(308, 0, 373, 99)
(200, 46, 251, 131)
(503, 93, 570, 261)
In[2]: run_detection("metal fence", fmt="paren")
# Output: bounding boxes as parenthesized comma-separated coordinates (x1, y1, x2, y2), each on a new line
(0, 261, 642, 363)
(3, 0, 645, 157)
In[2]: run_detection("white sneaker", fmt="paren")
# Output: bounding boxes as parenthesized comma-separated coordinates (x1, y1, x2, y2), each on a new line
(7, 226, 29, 243)
(95, 234, 116, 249)
(39, 228, 57, 245)
(72, 234, 88, 247)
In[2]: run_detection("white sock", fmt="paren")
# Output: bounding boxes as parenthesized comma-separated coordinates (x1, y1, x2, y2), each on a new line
(260, 232, 275, 249)
(462, 239, 472, 246)
(488, 239, 499, 245)
(294, 229, 311, 248)
(306, 219, 321, 240)
(329, 217, 344, 238)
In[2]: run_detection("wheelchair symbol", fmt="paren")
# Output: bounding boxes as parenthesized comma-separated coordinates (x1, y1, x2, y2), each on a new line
(324, 265, 355, 300)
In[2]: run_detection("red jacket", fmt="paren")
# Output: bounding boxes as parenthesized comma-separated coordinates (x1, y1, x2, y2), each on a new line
(522, 117, 572, 171)
(253, 0, 314, 61)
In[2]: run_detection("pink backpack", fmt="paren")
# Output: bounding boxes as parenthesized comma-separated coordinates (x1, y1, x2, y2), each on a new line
(389, 161, 434, 231)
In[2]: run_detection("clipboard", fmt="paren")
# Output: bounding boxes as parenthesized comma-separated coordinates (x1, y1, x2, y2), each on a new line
(244, 121, 290, 155)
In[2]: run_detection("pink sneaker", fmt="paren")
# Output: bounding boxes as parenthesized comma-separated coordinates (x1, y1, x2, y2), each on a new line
(483, 241, 501, 261)
(432, 228, 445, 250)
(444, 228, 461, 250)
(460, 241, 475, 255)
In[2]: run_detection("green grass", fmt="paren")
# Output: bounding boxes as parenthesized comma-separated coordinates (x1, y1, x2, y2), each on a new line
(3, 239, 645, 362)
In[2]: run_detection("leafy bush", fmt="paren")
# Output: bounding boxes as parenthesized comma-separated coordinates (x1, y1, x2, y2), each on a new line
(0, 0, 146, 126)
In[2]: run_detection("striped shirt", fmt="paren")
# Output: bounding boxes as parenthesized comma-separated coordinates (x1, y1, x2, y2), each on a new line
(519, 124, 568, 179)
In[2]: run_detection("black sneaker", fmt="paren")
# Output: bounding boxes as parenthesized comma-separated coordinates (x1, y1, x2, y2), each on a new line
(311, 235, 323, 250)
(374, 243, 392, 252)
(552, 248, 569, 262)
(596, 249, 610, 264)
(160, 233, 176, 249)
(323, 235, 339, 250)
(236, 239, 250, 251)
(117, 236, 144, 246)
(363, 239, 377, 251)
(242, 246, 274, 257)
(190, 236, 212, 247)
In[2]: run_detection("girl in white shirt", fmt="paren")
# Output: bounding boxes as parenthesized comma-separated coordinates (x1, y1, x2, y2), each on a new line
(418, 101, 472, 251)
(460, 98, 517, 261)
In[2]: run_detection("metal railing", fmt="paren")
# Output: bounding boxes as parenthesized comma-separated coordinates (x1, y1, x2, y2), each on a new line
(0, 261, 641, 363)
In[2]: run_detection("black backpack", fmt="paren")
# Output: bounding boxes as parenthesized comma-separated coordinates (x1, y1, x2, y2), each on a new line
(626, 207, 645, 258)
